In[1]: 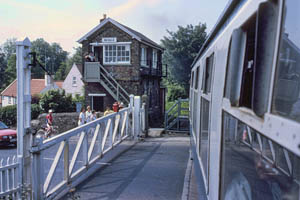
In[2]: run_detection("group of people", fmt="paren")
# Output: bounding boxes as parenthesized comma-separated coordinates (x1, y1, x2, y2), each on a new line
(78, 106, 97, 126)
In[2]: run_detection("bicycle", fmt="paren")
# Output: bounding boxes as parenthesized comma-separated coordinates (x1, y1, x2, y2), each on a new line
(37, 124, 59, 139)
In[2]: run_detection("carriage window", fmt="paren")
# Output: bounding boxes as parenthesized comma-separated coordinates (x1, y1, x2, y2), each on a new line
(191, 71, 195, 89)
(195, 67, 199, 90)
(272, 0, 300, 123)
(239, 15, 256, 109)
(203, 54, 214, 93)
(221, 112, 300, 200)
(199, 98, 210, 183)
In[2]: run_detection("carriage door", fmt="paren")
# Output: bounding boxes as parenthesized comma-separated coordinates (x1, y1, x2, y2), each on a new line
(199, 53, 215, 193)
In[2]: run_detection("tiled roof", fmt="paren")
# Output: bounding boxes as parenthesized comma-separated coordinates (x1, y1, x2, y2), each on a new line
(1, 79, 63, 97)
(78, 18, 164, 50)
(55, 81, 63, 88)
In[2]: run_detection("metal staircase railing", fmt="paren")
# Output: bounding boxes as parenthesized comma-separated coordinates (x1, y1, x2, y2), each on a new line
(165, 99, 189, 132)
(99, 64, 130, 105)
(85, 62, 130, 104)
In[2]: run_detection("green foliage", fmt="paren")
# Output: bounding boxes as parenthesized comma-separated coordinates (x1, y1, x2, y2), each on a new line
(2, 38, 17, 60)
(0, 104, 43, 126)
(55, 62, 68, 80)
(31, 104, 42, 119)
(161, 23, 207, 93)
(56, 46, 82, 80)
(39, 89, 75, 113)
(0, 48, 7, 92)
(167, 83, 187, 101)
(5, 54, 16, 84)
(0, 105, 17, 126)
(31, 94, 41, 104)
(67, 47, 82, 72)
(31, 38, 68, 78)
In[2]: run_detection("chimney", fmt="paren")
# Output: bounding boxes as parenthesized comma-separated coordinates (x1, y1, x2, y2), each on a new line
(45, 73, 54, 87)
(100, 14, 107, 23)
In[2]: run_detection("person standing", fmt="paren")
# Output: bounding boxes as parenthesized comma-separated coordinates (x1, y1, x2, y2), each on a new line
(86, 106, 92, 123)
(91, 110, 97, 121)
(78, 107, 86, 126)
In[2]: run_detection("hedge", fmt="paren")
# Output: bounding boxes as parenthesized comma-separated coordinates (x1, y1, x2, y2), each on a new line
(0, 104, 42, 126)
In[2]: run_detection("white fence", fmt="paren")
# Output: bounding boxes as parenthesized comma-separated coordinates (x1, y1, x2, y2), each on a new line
(29, 96, 147, 200)
(0, 156, 19, 199)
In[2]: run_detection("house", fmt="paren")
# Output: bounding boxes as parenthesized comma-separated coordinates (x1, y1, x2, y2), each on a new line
(78, 15, 166, 126)
(0, 75, 63, 107)
(62, 63, 84, 97)
(0, 95, 2, 108)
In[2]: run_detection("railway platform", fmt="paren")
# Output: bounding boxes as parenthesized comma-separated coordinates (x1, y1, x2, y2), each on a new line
(62, 134, 191, 200)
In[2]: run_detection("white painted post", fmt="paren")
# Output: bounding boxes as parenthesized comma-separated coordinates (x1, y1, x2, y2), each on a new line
(133, 96, 141, 140)
(16, 38, 32, 199)
(129, 95, 134, 137)
(32, 135, 44, 199)
(141, 103, 146, 133)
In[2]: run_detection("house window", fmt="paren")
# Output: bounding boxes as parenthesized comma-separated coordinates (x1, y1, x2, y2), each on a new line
(8, 97, 11, 104)
(72, 77, 77, 87)
(103, 45, 130, 64)
(152, 50, 158, 68)
(141, 47, 148, 67)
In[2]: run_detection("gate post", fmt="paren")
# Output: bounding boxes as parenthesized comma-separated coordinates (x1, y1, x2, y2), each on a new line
(16, 38, 32, 199)
(129, 95, 134, 137)
(133, 96, 141, 140)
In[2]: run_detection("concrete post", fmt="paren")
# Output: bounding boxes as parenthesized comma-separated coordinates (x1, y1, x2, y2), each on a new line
(32, 135, 44, 199)
(133, 96, 141, 140)
(141, 94, 149, 136)
(16, 38, 32, 199)
(129, 95, 134, 137)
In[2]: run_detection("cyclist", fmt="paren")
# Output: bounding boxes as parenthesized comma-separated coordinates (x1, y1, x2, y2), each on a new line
(46, 109, 53, 138)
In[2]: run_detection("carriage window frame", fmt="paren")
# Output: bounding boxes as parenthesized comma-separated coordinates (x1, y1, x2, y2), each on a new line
(197, 52, 215, 193)
(195, 67, 199, 90)
(202, 53, 214, 94)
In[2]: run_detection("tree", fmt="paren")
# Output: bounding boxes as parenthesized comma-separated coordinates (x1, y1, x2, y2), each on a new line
(55, 46, 82, 80)
(161, 23, 207, 93)
(0, 48, 7, 92)
(39, 89, 75, 113)
(31, 38, 68, 78)
(2, 38, 17, 60)
(5, 54, 16, 84)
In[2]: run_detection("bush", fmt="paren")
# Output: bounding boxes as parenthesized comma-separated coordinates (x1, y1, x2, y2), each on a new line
(32, 94, 41, 104)
(31, 104, 42, 119)
(0, 104, 43, 126)
(167, 84, 187, 102)
(39, 89, 75, 113)
(0, 105, 17, 126)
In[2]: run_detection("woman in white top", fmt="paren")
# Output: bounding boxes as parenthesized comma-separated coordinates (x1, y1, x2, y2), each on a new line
(85, 106, 92, 123)
(78, 107, 86, 126)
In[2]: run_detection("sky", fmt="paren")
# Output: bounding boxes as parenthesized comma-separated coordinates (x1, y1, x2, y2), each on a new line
(0, 0, 229, 55)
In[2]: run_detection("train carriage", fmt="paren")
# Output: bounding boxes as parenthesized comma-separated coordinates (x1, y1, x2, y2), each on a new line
(189, 0, 300, 199)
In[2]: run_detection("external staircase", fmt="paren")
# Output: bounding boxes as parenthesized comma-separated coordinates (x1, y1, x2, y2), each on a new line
(84, 62, 130, 104)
